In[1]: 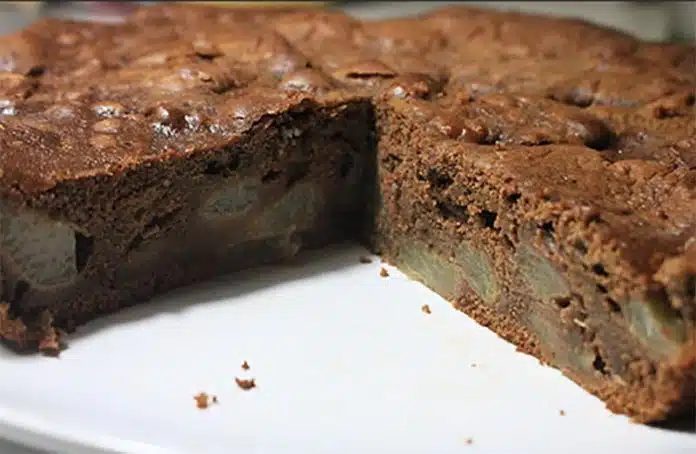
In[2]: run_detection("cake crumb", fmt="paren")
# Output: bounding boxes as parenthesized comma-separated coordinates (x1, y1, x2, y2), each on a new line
(241, 360, 250, 371)
(465, 437, 473, 445)
(194, 392, 210, 409)
(359, 256, 372, 264)
(38, 333, 62, 357)
(421, 304, 431, 314)
(379, 267, 389, 277)
(212, 395, 218, 404)
(470, 363, 477, 368)
(235, 377, 256, 391)
(559, 409, 566, 416)
(38, 311, 63, 357)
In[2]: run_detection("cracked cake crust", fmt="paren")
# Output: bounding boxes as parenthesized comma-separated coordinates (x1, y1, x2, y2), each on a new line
(0, 3, 694, 423)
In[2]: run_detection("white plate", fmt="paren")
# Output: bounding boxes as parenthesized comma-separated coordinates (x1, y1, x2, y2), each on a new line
(0, 244, 693, 454)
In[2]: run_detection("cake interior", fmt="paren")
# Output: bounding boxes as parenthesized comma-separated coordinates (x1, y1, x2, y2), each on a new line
(1, 100, 376, 330)
(370, 102, 694, 423)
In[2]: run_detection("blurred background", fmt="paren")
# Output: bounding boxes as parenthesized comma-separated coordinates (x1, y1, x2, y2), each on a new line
(0, 1, 694, 43)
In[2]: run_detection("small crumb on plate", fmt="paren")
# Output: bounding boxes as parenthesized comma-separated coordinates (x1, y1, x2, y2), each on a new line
(465, 437, 473, 445)
(241, 360, 250, 370)
(559, 409, 566, 416)
(421, 304, 431, 314)
(194, 392, 210, 409)
(235, 377, 257, 391)
(379, 267, 389, 277)
(38, 323, 63, 357)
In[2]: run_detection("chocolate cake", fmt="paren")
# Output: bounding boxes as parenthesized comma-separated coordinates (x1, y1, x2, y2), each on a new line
(0, 3, 694, 423)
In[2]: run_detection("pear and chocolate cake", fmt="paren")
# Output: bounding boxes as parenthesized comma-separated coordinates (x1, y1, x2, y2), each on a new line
(0, 3, 694, 423)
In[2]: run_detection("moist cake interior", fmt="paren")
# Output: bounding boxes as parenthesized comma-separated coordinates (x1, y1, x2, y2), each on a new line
(1, 100, 376, 329)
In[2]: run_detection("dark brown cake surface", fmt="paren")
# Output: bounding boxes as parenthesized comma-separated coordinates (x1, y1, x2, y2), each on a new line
(0, 3, 694, 424)
(0, 3, 692, 192)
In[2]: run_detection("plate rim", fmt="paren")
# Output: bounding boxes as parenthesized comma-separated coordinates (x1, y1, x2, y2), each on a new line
(0, 404, 174, 454)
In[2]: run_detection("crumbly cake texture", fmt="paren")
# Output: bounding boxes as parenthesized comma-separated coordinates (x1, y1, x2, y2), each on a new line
(0, 4, 694, 423)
